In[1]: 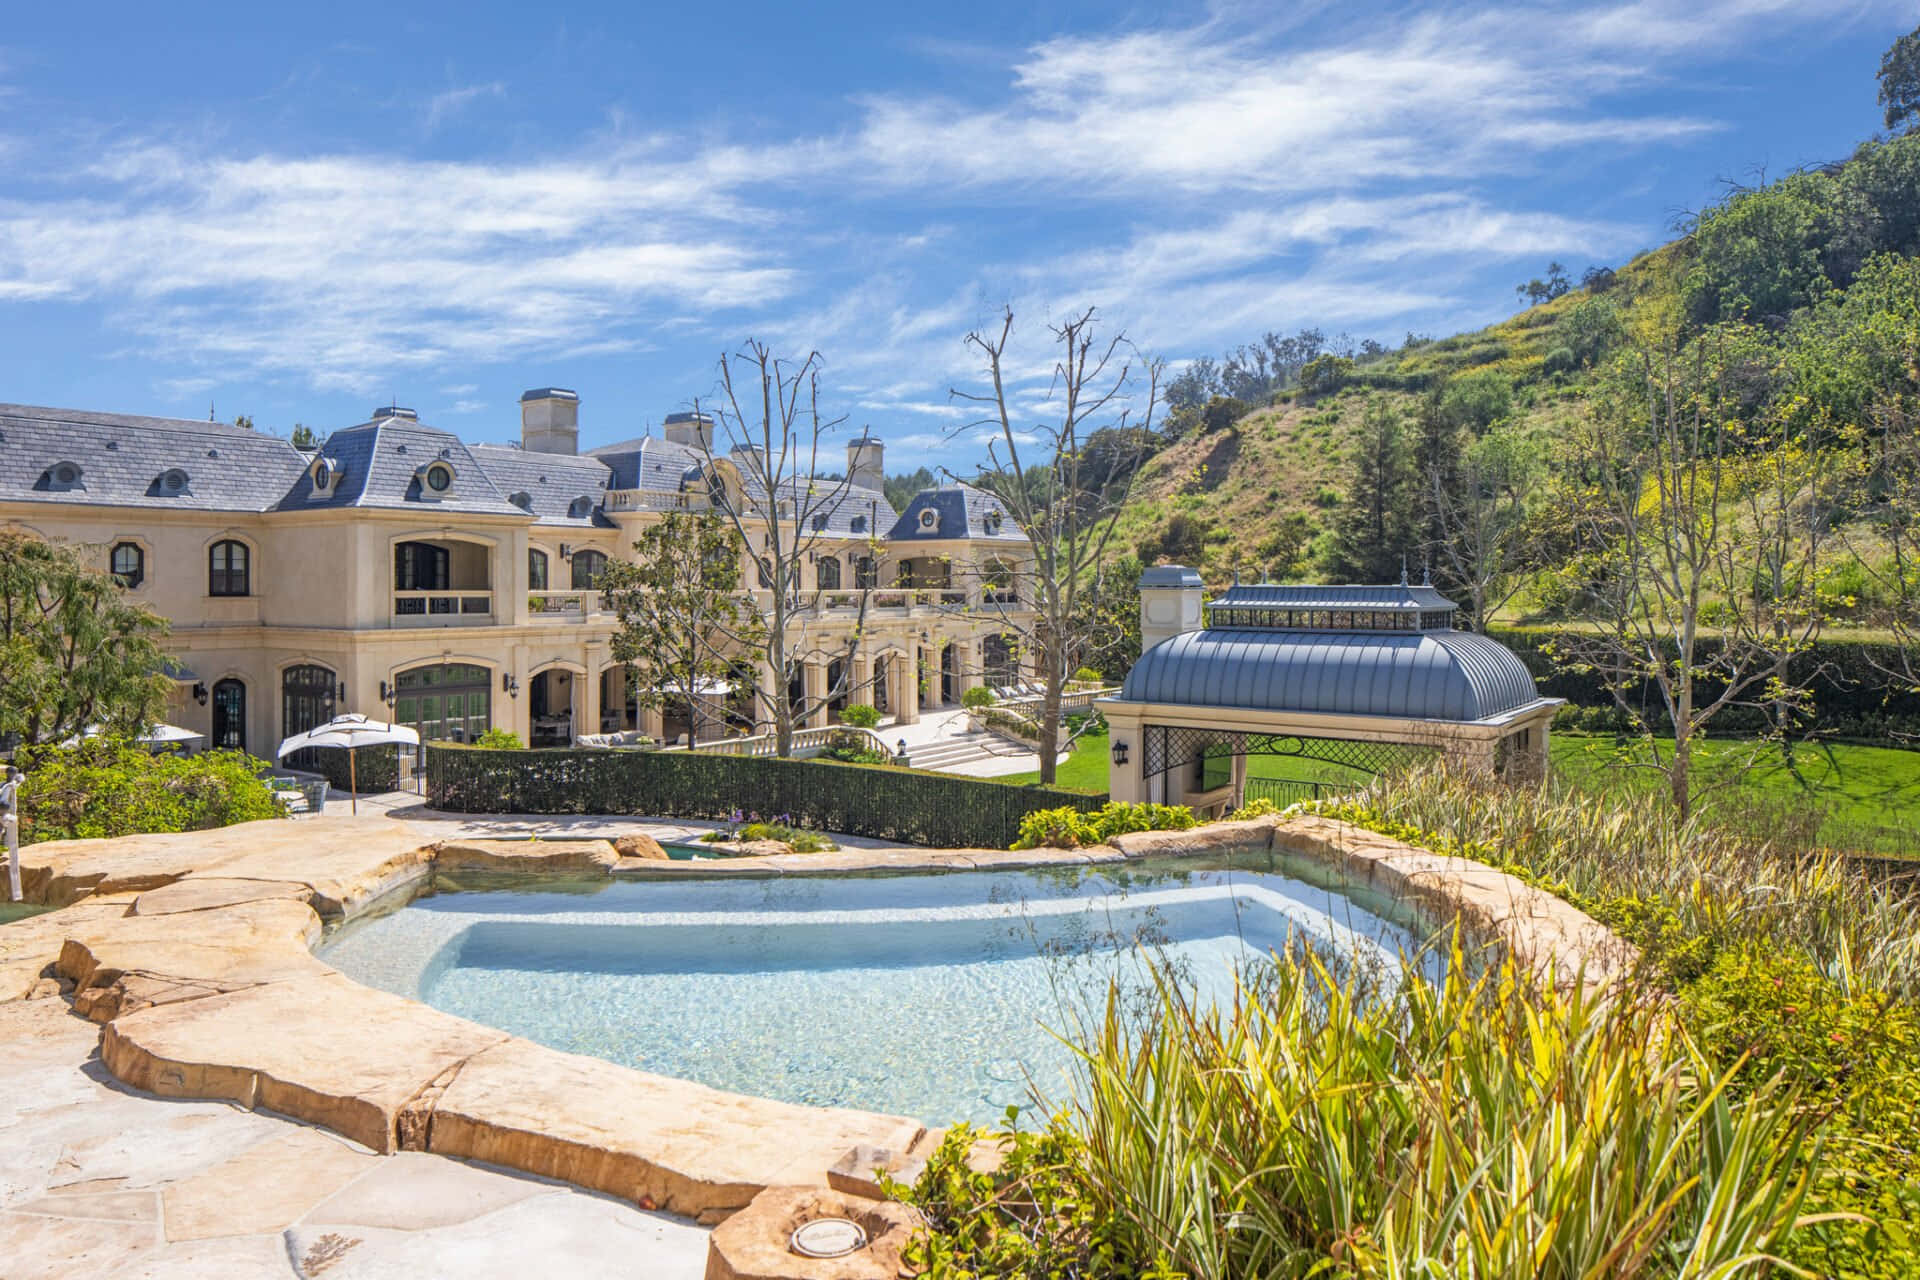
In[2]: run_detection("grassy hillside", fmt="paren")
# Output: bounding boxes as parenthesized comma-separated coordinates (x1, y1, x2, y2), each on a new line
(1115, 130, 1920, 614)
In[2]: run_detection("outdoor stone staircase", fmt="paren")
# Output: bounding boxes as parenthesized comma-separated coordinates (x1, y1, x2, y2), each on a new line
(905, 727, 1025, 772)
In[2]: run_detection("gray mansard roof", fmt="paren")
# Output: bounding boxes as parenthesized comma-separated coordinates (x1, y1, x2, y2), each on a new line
(467, 445, 615, 527)
(0, 402, 1005, 545)
(1120, 627, 1544, 723)
(278, 418, 525, 516)
(0, 403, 309, 512)
(887, 484, 1022, 542)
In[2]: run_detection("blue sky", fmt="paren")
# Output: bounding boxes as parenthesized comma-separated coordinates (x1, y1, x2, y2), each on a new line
(0, 1, 1912, 470)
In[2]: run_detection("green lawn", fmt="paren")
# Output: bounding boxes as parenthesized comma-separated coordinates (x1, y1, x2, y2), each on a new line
(1010, 729, 1920, 856)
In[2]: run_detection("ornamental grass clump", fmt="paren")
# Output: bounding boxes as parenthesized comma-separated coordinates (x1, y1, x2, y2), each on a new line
(903, 948, 1827, 1279)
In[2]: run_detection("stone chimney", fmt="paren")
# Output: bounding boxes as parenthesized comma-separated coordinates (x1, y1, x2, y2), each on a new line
(662, 411, 715, 453)
(1139, 565, 1204, 655)
(847, 434, 884, 492)
(520, 388, 579, 455)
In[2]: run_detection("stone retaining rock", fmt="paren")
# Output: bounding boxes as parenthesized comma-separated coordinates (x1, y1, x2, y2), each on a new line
(613, 833, 670, 859)
(434, 838, 619, 876)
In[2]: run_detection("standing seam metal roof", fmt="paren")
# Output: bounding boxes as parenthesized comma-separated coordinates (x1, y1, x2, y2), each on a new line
(1119, 628, 1542, 722)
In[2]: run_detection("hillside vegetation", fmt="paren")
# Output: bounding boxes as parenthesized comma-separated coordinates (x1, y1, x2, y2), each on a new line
(1115, 131, 1920, 631)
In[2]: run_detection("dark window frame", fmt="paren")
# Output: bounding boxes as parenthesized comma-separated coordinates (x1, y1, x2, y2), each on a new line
(208, 540, 251, 597)
(110, 541, 145, 589)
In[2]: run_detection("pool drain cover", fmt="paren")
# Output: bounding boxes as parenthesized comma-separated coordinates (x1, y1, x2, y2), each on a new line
(790, 1217, 867, 1258)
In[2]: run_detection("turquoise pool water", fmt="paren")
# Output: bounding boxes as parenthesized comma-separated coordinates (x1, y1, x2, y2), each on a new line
(319, 859, 1438, 1125)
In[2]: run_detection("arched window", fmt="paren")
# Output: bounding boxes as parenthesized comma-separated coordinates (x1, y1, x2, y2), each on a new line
(816, 557, 842, 590)
(571, 549, 607, 589)
(110, 542, 145, 589)
(209, 540, 250, 597)
(528, 548, 549, 591)
(854, 555, 878, 589)
(281, 665, 337, 768)
(984, 559, 1017, 605)
(211, 678, 246, 750)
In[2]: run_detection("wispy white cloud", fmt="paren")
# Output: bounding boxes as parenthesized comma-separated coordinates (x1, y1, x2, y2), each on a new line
(424, 80, 504, 131)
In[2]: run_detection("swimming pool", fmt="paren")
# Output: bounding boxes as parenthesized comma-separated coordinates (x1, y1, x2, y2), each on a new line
(319, 856, 1440, 1126)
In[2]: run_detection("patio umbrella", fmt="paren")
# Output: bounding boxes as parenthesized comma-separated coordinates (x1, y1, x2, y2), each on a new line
(276, 714, 420, 815)
(137, 723, 205, 750)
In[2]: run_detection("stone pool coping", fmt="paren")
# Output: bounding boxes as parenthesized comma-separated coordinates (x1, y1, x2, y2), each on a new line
(2, 813, 1634, 1231)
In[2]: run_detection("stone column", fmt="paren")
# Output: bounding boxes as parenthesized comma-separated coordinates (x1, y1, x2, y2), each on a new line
(955, 640, 982, 697)
(895, 653, 919, 725)
(803, 661, 828, 729)
(852, 653, 874, 710)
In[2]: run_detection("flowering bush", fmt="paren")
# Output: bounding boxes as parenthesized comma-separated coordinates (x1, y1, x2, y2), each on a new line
(18, 736, 280, 844)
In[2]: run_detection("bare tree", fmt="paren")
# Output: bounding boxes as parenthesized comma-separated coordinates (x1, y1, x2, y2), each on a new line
(690, 341, 879, 757)
(1548, 340, 1829, 818)
(1427, 426, 1541, 632)
(949, 306, 1161, 784)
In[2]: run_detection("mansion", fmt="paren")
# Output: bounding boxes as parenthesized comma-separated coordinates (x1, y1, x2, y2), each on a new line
(0, 390, 1037, 761)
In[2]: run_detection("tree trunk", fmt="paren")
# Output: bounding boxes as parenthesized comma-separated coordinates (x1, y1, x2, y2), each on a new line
(1038, 677, 1063, 786)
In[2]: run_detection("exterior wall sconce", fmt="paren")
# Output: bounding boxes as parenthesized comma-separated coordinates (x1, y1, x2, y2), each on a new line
(192, 682, 208, 706)
(1111, 740, 1130, 766)
(378, 680, 397, 708)
(502, 673, 520, 698)
(336, 681, 348, 704)
(559, 543, 573, 560)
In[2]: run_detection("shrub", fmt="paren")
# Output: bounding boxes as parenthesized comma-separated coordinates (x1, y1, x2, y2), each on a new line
(473, 727, 525, 750)
(1071, 667, 1104, 684)
(907, 950, 1819, 1279)
(736, 820, 836, 853)
(1011, 801, 1195, 849)
(839, 703, 881, 729)
(18, 737, 280, 844)
(961, 686, 996, 710)
(1542, 345, 1578, 374)
(1227, 796, 1284, 820)
(428, 742, 1104, 849)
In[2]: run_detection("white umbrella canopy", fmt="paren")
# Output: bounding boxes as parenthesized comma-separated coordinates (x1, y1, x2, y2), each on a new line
(276, 715, 419, 814)
(139, 723, 205, 747)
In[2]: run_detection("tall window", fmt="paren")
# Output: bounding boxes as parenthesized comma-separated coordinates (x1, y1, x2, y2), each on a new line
(281, 664, 336, 769)
(571, 549, 607, 589)
(854, 556, 878, 589)
(394, 542, 450, 591)
(208, 540, 250, 597)
(528, 548, 549, 591)
(110, 542, 144, 589)
(211, 678, 246, 749)
(816, 557, 842, 590)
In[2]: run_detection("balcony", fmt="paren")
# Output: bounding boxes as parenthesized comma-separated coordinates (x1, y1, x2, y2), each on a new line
(392, 590, 494, 626)
(772, 588, 1025, 617)
(528, 590, 603, 620)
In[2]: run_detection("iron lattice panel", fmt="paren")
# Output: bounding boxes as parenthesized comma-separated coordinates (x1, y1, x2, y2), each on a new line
(1141, 724, 1435, 780)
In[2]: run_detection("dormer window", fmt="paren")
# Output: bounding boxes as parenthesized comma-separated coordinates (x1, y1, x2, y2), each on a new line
(310, 456, 339, 496)
(147, 468, 190, 497)
(415, 461, 455, 500)
(39, 461, 84, 491)
(851, 515, 867, 534)
(918, 509, 938, 531)
(811, 513, 828, 532)
(568, 496, 594, 519)
(509, 491, 534, 512)
(984, 511, 1004, 535)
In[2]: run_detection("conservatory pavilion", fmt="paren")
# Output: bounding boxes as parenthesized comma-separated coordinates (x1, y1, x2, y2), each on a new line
(1099, 568, 1560, 818)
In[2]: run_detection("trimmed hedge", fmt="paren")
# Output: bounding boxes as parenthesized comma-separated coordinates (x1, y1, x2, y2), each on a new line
(302, 742, 399, 794)
(1492, 627, 1920, 742)
(427, 743, 1108, 849)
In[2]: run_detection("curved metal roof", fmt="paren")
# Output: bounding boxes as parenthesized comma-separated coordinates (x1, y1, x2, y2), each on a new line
(1119, 627, 1542, 722)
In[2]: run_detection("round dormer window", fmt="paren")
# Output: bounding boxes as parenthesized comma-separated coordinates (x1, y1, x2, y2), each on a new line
(159, 468, 188, 493)
(54, 463, 80, 486)
(425, 464, 453, 493)
(313, 458, 336, 490)
(985, 512, 1003, 534)
(919, 509, 937, 530)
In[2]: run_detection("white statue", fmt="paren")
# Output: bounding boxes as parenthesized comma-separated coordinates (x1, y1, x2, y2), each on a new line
(1, 765, 20, 902)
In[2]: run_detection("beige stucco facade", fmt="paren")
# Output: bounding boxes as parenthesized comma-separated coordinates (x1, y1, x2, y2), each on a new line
(1, 397, 1040, 762)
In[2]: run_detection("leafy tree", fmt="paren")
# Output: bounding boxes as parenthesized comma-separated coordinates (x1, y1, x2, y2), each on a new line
(1326, 398, 1417, 583)
(599, 509, 765, 747)
(0, 533, 169, 749)
(291, 424, 317, 448)
(950, 305, 1161, 784)
(884, 466, 936, 510)
(1254, 513, 1316, 581)
(1136, 513, 1213, 566)
(1580, 265, 1619, 292)
(1515, 262, 1572, 307)
(1297, 353, 1354, 396)
(1427, 426, 1541, 631)
(1880, 21, 1920, 134)
(1199, 395, 1247, 435)
(1436, 369, 1514, 434)
(1558, 296, 1626, 368)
